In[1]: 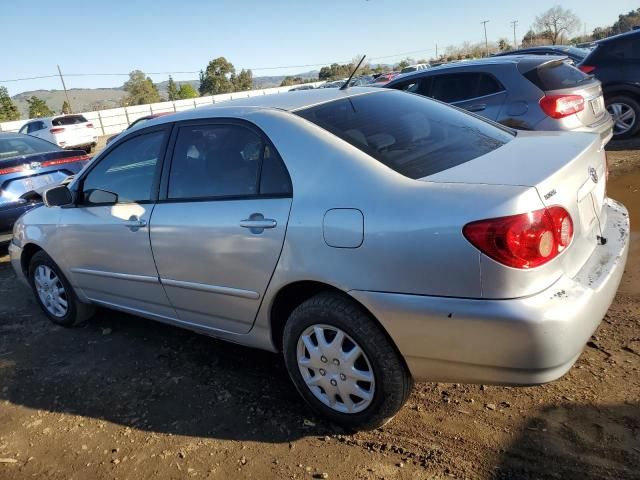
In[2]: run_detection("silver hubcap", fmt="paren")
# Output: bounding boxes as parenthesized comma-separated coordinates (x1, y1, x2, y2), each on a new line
(34, 265, 68, 318)
(607, 102, 636, 135)
(296, 324, 375, 414)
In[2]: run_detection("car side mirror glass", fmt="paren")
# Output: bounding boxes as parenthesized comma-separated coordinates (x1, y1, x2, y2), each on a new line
(86, 189, 118, 204)
(43, 185, 73, 207)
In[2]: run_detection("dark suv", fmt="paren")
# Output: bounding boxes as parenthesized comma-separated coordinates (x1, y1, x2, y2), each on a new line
(578, 29, 640, 138)
(385, 56, 613, 145)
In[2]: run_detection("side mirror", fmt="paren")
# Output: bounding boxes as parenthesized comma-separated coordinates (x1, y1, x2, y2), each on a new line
(43, 185, 73, 207)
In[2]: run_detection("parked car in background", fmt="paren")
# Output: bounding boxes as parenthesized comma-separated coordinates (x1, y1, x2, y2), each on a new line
(578, 29, 640, 138)
(19, 115, 97, 153)
(106, 112, 173, 145)
(0, 132, 90, 243)
(400, 63, 430, 74)
(371, 72, 400, 86)
(493, 45, 590, 65)
(10, 88, 628, 430)
(386, 55, 613, 145)
(318, 80, 347, 88)
(289, 84, 315, 92)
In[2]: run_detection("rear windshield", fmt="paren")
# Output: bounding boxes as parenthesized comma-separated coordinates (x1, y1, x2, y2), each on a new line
(295, 90, 514, 179)
(523, 61, 592, 90)
(567, 46, 590, 60)
(0, 135, 60, 160)
(52, 115, 88, 126)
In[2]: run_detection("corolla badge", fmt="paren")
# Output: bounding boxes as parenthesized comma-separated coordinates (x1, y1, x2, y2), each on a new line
(589, 167, 599, 184)
(29, 162, 42, 169)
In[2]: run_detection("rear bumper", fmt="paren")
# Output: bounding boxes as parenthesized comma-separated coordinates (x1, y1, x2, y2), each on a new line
(537, 113, 613, 146)
(350, 199, 629, 385)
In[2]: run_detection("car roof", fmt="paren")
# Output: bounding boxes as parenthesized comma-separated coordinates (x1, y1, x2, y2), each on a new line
(596, 28, 640, 44)
(145, 87, 385, 126)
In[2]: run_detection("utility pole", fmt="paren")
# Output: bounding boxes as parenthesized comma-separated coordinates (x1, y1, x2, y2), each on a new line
(57, 65, 72, 114)
(481, 20, 490, 57)
(435, 43, 438, 59)
(511, 20, 518, 49)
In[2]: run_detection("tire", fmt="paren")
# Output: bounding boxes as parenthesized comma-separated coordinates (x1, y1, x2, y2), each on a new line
(28, 250, 95, 327)
(283, 292, 413, 430)
(606, 95, 640, 139)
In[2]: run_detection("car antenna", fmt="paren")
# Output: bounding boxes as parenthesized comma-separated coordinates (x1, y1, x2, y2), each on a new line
(340, 55, 366, 91)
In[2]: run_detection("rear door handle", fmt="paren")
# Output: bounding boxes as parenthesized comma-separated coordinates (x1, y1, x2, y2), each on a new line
(467, 104, 487, 112)
(123, 216, 147, 231)
(240, 213, 277, 234)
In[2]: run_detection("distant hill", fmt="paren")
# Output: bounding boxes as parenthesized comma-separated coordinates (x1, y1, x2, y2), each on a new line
(11, 70, 320, 118)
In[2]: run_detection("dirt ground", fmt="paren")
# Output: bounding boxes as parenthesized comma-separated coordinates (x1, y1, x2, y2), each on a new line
(0, 140, 638, 480)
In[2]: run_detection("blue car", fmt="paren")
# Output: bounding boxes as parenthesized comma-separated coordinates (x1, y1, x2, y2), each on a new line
(0, 132, 90, 243)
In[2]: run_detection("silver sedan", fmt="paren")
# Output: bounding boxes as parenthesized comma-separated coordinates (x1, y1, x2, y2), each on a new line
(9, 88, 630, 430)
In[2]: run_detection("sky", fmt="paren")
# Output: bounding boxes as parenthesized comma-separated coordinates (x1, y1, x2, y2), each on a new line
(2, 0, 635, 95)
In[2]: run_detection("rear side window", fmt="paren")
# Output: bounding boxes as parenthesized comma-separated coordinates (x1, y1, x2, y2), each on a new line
(0, 136, 59, 160)
(389, 77, 431, 96)
(429, 73, 504, 103)
(523, 61, 591, 90)
(168, 124, 291, 200)
(52, 115, 88, 126)
(296, 91, 513, 179)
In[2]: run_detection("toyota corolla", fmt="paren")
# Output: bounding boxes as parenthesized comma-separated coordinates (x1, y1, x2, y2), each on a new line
(9, 88, 629, 429)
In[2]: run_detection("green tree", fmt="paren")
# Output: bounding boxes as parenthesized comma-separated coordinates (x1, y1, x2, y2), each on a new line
(0, 86, 20, 121)
(27, 96, 54, 118)
(396, 59, 411, 70)
(611, 8, 640, 34)
(178, 83, 198, 99)
(61, 100, 72, 114)
(232, 69, 253, 91)
(123, 70, 161, 105)
(318, 63, 353, 80)
(533, 5, 580, 44)
(498, 38, 512, 52)
(281, 76, 305, 87)
(167, 76, 179, 101)
(199, 57, 235, 95)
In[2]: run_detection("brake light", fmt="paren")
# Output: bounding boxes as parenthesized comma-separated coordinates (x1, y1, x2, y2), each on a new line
(41, 155, 91, 167)
(539, 95, 584, 119)
(463, 206, 573, 269)
(86, 123, 93, 128)
(579, 65, 596, 74)
(50, 127, 65, 134)
(0, 165, 24, 175)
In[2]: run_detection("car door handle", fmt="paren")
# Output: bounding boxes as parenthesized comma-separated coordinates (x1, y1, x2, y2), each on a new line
(467, 104, 487, 112)
(240, 219, 277, 229)
(123, 216, 147, 230)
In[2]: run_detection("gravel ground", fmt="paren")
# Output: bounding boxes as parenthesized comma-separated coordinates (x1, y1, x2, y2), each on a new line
(0, 140, 638, 480)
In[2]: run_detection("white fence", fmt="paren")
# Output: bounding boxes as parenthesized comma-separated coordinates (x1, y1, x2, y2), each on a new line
(0, 82, 326, 136)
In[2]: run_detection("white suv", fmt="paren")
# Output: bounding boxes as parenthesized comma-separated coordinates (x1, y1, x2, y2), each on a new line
(19, 115, 97, 153)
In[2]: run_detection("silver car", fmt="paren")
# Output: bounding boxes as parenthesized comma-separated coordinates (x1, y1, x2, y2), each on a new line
(9, 88, 629, 430)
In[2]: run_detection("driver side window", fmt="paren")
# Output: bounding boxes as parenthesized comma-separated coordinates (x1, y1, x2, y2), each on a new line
(81, 130, 165, 205)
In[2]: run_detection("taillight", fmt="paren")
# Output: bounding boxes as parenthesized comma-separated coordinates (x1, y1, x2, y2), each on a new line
(0, 165, 24, 175)
(86, 123, 93, 128)
(579, 65, 596, 74)
(41, 155, 91, 167)
(463, 206, 574, 269)
(50, 127, 65, 134)
(539, 95, 584, 119)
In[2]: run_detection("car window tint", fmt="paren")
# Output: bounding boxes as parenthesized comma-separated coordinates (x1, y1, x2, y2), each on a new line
(296, 90, 514, 179)
(0, 136, 60, 159)
(477, 74, 504, 97)
(52, 115, 88, 126)
(429, 73, 498, 103)
(168, 124, 262, 199)
(389, 77, 429, 95)
(82, 130, 164, 205)
(606, 39, 640, 60)
(523, 61, 591, 90)
(259, 144, 292, 195)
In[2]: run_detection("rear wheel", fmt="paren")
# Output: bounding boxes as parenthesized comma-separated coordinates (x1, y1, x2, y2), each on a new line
(606, 95, 640, 138)
(283, 292, 413, 430)
(28, 250, 95, 327)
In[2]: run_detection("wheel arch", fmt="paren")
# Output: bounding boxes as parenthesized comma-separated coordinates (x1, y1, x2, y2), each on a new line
(603, 84, 640, 101)
(20, 243, 44, 277)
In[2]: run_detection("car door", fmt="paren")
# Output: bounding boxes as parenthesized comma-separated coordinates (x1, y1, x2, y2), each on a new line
(150, 120, 293, 334)
(58, 126, 176, 319)
(428, 72, 507, 121)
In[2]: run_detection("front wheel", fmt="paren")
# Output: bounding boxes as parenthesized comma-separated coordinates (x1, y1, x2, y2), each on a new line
(28, 250, 95, 327)
(606, 95, 640, 139)
(283, 292, 413, 430)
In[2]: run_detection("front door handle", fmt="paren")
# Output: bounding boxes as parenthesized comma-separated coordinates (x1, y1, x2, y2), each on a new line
(123, 216, 147, 231)
(240, 213, 277, 234)
(467, 104, 487, 112)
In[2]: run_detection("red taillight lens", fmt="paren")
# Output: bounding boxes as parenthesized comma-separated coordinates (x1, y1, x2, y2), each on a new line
(86, 123, 94, 128)
(50, 127, 65, 134)
(41, 155, 91, 167)
(463, 206, 573, 269)
(539, 95, 585, 119)
(0, 165, 24, 175)
(579, 65, 596, 74)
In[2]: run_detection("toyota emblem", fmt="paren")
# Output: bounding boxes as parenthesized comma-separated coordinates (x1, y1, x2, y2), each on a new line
(589, 167, 598, 184)
(29, 162, 42, 170)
